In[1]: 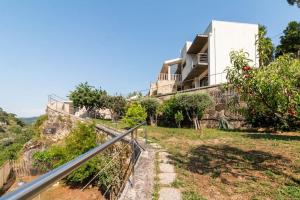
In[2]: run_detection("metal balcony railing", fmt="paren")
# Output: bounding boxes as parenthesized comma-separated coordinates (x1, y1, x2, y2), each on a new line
(158, 73, 182, 81)
(0, 122, 147, 200)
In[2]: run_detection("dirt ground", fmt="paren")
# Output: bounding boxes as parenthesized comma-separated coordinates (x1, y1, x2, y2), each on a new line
(8, 176, 103, 200)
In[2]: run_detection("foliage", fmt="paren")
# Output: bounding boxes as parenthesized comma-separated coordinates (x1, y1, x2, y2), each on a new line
(174, 111, 184, 128)
(69, 82, 107, 112)
(275, 21, 300, 57)
(105, 95, 126, 122)
(140, 98, 160, 126)
(256, 25, 274, 66)
(33, 122, 109, 185)
(0, 108, 35, 165)
(176, 93, 213, 130)
(225, 50, 300, 129)
(287, 0, 300, 7)
(158, 97, 181, 127)
(122, 102, 147, 128)
(158, 94, 213, 129)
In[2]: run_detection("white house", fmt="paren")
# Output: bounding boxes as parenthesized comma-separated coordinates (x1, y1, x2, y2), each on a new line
(150, 20, 259, 96)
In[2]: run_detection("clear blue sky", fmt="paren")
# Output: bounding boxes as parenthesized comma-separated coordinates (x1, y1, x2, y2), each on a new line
(0, 0, 299, 117)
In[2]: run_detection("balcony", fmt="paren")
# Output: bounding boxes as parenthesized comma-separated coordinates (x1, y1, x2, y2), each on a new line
(197, 53, 208, 65)
(158, 73, 182, 82)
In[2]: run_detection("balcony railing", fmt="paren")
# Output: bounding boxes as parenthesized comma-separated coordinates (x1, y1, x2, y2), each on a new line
(158, 73, 182, 81)
(197, 53, 208, 64)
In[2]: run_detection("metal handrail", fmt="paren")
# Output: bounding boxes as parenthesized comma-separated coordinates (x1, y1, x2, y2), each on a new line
(0, 122, 146, 200)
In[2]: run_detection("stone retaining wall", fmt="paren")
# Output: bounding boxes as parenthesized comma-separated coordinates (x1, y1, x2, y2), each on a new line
(156, 85, 246, 129)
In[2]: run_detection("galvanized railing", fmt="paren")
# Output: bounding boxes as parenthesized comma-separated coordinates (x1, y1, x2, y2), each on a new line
(0, 122, 146, 200)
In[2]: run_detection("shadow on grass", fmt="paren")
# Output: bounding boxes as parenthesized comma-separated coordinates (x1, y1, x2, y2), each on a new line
(170, 144, 298, 184)
(243, 133, 300, 141)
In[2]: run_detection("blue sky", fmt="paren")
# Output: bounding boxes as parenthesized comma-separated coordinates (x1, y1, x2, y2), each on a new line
(0, 0, 299, 117)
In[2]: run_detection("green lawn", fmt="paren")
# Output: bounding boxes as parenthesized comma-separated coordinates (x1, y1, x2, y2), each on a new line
(94, 119, 300, 200)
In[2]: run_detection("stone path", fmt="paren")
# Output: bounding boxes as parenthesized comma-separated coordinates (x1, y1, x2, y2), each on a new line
(119, 140, 155, 200)
(150, 143, 182, 200)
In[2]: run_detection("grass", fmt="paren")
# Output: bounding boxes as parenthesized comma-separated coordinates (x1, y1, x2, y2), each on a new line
(94, 119, 300, 200)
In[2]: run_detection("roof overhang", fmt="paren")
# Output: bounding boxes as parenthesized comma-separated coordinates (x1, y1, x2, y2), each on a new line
(187, 34, 208, 54)
(160, 58, 183, 73)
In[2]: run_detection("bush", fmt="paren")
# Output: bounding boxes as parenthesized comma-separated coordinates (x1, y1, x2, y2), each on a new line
(225, 51, 300, 130)
(33, 122, 108, 186)
(140, 98, 160, 126)
(176, 93, 213, 130)
(158, 93, 213, 129)
(122, 102, 147, 128)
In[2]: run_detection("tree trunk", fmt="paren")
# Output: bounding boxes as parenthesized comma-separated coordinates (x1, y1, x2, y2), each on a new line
(193, 116, 202, 132)
(150, 115, 155, 126)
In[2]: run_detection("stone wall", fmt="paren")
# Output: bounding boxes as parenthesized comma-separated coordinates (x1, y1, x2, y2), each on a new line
(44, 107, 84, 141)
(156, 85, 246, 129)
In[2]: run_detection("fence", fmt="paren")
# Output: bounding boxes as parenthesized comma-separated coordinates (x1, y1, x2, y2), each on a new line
(0, 121, 147, 200)
(10, 159, 41, 178)
(47, 94, 74, 115)
(0, 162, 12, 189)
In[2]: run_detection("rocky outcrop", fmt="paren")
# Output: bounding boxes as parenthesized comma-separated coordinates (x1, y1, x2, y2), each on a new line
(43, 107, 83, 141)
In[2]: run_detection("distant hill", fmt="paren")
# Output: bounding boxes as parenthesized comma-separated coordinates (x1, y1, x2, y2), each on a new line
(0, 107, 35, 165)
(19, 117, 38, 125)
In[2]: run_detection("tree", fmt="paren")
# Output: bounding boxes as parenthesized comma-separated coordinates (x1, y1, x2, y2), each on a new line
(256, 25, 274, 66)
(122, 103, 147, 128)
(287, 0, 300, 7)
(69, 82, 107, 113)
(225, 50, 300, 129)
(140, 98, 160, 126)
(275, 21, 300, 57)
(105, 95, 126, 122)
(176, 93, 213, 130)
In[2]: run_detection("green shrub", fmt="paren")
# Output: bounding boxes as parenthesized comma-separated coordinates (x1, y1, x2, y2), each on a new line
(159, 93, 213, 129)
(158, 96, 181, 127)
(33, 122, 108, 186)
(122, 102, 147, 128)
(140, 98, 160, 126)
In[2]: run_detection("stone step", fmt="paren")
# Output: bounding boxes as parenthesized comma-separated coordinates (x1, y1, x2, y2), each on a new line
(159, 163, 174, 173)
(159, 187, 181, 200)
(159, 172, 176, 185)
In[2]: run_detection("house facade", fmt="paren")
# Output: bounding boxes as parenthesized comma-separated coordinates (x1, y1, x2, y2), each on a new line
(149, 20, 259, 96)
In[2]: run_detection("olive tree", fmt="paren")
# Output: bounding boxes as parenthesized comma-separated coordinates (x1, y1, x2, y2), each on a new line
(176, 93, 213, 130)
(140, 98, 160, 126)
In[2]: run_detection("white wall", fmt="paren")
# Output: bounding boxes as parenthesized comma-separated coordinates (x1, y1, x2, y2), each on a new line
(208, 20, 258, 85)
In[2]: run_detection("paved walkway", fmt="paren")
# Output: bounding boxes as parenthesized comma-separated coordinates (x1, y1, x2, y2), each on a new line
(119, 139, 155, 200)
(150, 143, 182, 200)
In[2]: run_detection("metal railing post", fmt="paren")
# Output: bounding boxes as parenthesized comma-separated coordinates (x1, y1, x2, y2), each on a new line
(130, 131, 135, 186)
(143, 124, 147, 144)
